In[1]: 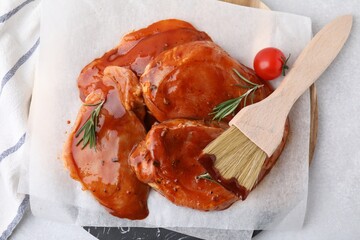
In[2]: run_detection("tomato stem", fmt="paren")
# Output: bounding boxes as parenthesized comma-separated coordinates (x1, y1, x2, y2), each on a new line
(281, 53, 291, 76)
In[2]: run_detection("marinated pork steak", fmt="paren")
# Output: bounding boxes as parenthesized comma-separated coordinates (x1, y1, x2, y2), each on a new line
(129, 119, 238, 211)
(129, 118, 289, 210)
(140, 41, 272, 122)
(63, 67, 149, 219)
(77, 19, 211, 101)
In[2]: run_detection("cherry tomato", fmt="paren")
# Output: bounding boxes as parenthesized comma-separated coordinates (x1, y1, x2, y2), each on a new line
(253, 47, 289, 81)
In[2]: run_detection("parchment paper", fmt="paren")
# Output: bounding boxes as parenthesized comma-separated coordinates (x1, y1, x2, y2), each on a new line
(25, 0, 312, 232)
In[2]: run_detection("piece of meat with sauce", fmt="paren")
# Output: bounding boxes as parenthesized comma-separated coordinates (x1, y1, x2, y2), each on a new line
(140, 41, 273, 122)
(63, 67, 149, 219)
(129, 119, 238, 211)
(129, 118, 289, 209)
(104, 66, 145, 121)
(78, 19, 211, 101)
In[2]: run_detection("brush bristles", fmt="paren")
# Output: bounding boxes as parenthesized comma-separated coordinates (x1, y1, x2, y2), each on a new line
(204, 126, 267, 190)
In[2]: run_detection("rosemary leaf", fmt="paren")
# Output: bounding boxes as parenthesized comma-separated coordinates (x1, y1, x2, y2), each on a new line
(75, 121, 87, 138)
(234, 84, 253, 89)
(84, 102, 103, 107)
(89, 125, 95, 149)
(250, 90, 255, 104)
(213, 97, 240, 111)
(233, 68, 257, 87)
(82, 125, 91, 149)
(243, 91, 249, 108)
(196, 172, 219, 184)
(211, 97, 242, 121)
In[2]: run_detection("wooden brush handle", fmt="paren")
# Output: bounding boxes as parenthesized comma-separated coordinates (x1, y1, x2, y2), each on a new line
(230, 15, 352, 156)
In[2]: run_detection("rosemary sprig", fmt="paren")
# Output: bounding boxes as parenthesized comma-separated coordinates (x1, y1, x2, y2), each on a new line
(75, 100, 104, 150)
(210, 69, 263, 121)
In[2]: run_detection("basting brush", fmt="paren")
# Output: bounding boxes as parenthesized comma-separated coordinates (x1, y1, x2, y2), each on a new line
(200, 15, 353, 198)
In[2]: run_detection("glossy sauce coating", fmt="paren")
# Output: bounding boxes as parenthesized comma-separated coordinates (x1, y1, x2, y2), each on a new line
(63, 67, 149, 219)
(140, 41, 273, 122)
(77, 19, 211, 101)
(129, 119, 238, 211)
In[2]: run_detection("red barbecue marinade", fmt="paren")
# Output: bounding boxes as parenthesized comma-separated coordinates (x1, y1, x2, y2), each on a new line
(198, 153, 249, 199)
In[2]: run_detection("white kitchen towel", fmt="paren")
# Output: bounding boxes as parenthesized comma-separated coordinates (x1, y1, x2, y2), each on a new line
(0, 0, 40, 239)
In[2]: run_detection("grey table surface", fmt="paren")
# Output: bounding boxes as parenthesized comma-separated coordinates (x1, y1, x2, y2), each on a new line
(11, 0, 360, 239)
